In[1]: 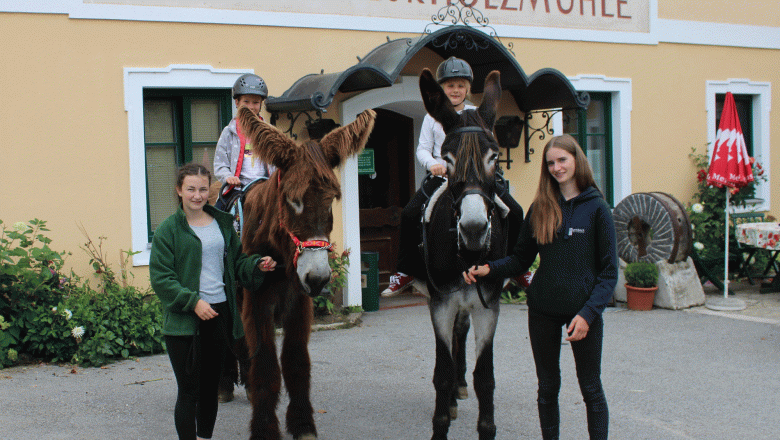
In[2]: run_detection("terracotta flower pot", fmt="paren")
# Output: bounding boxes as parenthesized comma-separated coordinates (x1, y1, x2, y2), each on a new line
(625, 284, 658, 311)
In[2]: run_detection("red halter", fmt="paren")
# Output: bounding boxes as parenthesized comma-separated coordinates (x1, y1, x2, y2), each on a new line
(277, 172, 332, 267)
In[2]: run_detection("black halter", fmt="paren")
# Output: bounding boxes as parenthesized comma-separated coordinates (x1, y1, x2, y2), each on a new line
(419, 123, 500, 308)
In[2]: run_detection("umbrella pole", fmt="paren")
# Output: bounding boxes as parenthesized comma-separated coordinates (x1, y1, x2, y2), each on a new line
(724, 190, 730, 299)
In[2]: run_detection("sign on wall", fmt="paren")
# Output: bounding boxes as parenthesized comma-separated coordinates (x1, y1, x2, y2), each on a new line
(86, 0, 650, 33)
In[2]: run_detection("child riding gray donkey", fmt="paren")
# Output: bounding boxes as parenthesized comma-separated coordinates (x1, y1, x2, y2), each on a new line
(418, 67, 514, 440)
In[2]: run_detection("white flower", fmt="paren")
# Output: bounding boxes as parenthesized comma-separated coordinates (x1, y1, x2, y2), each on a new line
(13, 221, 29, 232)
(63, 309, 72, 320)
(692, 203, 704, 214)
(71, 326, 85, 339)
(694, 242, 705, 251)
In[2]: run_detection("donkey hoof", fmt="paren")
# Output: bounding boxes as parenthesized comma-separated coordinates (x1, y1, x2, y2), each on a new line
(295, 434, 317, 440)
(449, 406, 458, 419)
(457, 386, 469, 400)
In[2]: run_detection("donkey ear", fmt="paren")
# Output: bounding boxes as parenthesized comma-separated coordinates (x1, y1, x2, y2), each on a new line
(319, 109, 377, 168)
(478, 70, 502, 128)
(419, 68, 460, 132)
(238, 106, 299, 171)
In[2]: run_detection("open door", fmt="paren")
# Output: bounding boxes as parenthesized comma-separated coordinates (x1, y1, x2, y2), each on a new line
(359, 108, 415, 290)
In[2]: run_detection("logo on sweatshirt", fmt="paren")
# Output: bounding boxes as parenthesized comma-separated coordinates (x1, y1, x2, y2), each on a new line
(568, 227, 585, 236)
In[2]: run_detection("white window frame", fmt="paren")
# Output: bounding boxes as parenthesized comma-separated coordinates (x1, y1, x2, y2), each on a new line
(124, 64, 251, 266)
(554, 75, 633, 206)
(706, 79, 771, 213)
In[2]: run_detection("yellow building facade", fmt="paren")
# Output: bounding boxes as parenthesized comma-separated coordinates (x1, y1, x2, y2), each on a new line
(2, 1, 778, 306)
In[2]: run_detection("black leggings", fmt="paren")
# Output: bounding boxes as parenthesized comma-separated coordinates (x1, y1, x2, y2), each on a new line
(528, 309, 608, 440)
(165, 302, 230, 440)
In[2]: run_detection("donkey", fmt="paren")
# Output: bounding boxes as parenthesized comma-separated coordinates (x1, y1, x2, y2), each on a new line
(418, 68, 510, 440)
(236, 106, 376, 440)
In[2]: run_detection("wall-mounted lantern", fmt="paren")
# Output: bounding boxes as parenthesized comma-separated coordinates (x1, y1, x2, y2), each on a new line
(494, 115, 523, 169)
(306, 118, 340, 140)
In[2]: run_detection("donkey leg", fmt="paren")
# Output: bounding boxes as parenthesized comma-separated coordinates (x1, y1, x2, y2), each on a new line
(236, 337, 252, 400)
(453, 313, 470, 400)
(430, 301, 458, 440)
(246, 307, 283, 440)
(217, 345, 238, 403)
(432, 336, 457, 440)
(281, 295, 317, 440)
(471, 306, 499, 440)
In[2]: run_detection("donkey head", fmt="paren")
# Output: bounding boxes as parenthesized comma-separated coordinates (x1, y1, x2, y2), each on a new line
(420, 68, 503, 252)
(239, 107, 376, 295)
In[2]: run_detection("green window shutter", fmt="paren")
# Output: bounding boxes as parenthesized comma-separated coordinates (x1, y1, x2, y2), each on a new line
(142, 89, 232, 240)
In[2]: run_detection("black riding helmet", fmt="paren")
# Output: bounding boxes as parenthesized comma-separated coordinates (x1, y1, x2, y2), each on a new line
(435, 57, 473, 84)
(232, 73, 268, 99)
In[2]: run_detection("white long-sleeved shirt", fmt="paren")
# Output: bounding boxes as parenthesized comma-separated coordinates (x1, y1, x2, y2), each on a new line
(416, 104, 477, 171)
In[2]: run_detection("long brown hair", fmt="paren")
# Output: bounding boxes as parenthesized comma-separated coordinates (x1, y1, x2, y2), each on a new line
(529, 134, 598, 244)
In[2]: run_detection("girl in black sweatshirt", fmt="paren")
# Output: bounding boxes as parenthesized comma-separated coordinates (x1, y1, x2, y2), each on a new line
(464, 134, 617, 439)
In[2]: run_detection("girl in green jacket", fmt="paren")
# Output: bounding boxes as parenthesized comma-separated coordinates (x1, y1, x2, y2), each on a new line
(150, 163, 275, 440)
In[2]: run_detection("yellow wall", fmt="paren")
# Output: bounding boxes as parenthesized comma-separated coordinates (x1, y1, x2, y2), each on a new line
(2, 9, 779, 288)
(659, 1, 780, 27)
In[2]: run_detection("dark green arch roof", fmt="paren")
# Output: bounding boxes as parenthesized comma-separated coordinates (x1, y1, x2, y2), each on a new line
(266, 26, 589, 114)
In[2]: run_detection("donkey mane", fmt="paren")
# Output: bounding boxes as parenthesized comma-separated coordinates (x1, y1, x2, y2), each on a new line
(452, 133, 489, 184)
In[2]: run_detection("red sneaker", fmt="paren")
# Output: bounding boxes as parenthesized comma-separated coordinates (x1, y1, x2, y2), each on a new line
(381, 273, 414, 297)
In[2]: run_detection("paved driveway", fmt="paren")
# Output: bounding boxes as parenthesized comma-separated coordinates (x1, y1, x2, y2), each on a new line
(2, 302, 779, 439)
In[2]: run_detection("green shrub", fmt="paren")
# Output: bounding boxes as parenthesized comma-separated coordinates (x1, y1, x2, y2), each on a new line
(313, 246, 350, 316)
(688, 147, 766, 276)
(1, 219, 164, 368)
(501, 256, 539, 304)
(624, 261, 659, 288)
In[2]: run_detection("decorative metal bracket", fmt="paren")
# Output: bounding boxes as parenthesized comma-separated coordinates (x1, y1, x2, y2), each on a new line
(410, 1, 514, 56)
(497, 150, 513, 170)
(523, 109, 562, 163)
(269, 109, 323, 140)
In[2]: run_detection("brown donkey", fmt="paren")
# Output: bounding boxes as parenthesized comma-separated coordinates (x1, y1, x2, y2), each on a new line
(236, 106, 376, 440)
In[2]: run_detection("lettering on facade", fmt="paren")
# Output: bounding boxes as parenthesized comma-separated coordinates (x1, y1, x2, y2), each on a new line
(85, 0, 648, 32)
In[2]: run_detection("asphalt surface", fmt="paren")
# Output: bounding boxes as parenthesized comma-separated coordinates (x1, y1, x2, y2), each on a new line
(2, 286, 779, 440)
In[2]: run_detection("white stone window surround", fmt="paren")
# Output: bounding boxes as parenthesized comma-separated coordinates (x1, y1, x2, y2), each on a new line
(706, 79, 771, 213)
(553, 75, 633, 206)
(124, 64, 252, 266)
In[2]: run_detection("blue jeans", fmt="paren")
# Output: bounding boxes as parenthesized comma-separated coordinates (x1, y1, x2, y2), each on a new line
(528, 309, 608, 440)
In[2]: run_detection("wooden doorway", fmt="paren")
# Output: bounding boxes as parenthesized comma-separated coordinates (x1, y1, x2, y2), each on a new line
(359, 108, 415, 290)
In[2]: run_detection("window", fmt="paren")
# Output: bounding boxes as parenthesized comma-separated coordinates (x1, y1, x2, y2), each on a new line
(125, 65, 253, 266)
(563, 75, 632, 207)
(142, 89, 232, 240)
(706, 79, 771, 211)
(563, 92, 613, 204)
(715, 93, 753, 157)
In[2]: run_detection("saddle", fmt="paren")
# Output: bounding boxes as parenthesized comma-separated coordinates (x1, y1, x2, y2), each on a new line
(216, 177, 268, 236)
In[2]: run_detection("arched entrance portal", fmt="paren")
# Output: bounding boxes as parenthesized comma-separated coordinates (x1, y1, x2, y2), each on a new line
(267, 24, 588, 307)
(341, 76, 427, 291)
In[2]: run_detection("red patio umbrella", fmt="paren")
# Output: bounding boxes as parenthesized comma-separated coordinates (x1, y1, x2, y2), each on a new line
(706, 91, 753, 298)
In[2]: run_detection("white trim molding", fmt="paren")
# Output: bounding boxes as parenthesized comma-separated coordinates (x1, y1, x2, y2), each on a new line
(4, 0, 780, 49)
(339, 76, 424, 307)
(124, 64, 252, 266)
(566, 75, 633, 205)
(706, 79, 772, 213)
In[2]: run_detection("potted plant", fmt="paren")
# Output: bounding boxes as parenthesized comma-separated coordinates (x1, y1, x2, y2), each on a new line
(624, 261, 659, 310)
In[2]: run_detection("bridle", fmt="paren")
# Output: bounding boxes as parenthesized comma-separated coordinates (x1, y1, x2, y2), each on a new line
(277, 172, 332, 268)
(423, 124, 501, 308)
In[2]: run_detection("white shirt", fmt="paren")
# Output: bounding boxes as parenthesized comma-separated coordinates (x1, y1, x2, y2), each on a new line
(416, 104, 478, 171)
